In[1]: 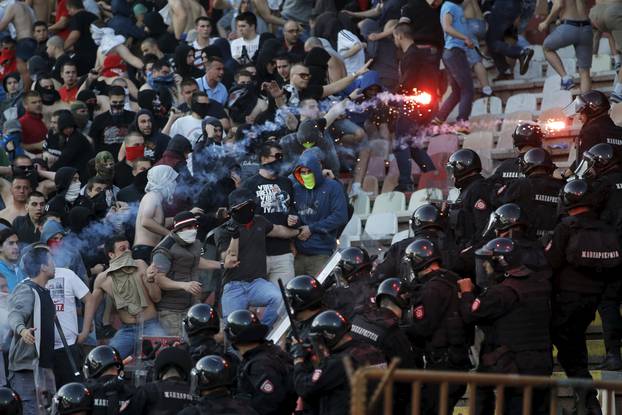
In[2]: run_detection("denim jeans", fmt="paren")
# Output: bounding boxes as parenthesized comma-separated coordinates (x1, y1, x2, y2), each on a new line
(109, 318, 167, 358)
(485, 0, 523, 72)
(10, 368, 55, 415)
(221, 278, 283, 327)
(437, 48, 475, 122)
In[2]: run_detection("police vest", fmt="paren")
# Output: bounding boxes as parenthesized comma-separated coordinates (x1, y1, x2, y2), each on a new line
(595, 171, 622, 236)
(350, 309, 395, 351)
(195, 395, 259, 415)
(150, 380, 196, 415)
(426, 274, 467, 352)
(527, 176, 564, 234)
(152, 234, 202, 311)
(563, 216, 622, 270)
(493, 276, 551, 352)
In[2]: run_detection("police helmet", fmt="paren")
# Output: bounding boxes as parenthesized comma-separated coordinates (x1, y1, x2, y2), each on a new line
(411, 203, 442, 233)
(575, 90, 610, 119)
(446, 149, 482, 185)
(519, 148, 555, 175)
(309, 310, 351, 349)
(183, 304, 220, 336)
(224, 310, 269, 344)
(0, 387, 21, 415)
(153, 347, 193, 381)
(475, 237, 521, 273)
(375, 278, 409, 309)
(583, 143, 619, 176)
(51, 383, 93, 415)
(484, 203, 527, 236)
(561, 179, 593, 209)
(403, 239, 441, 273)
(191, 355, 234, 392)
(512, 122, 544, 149)
(83, 345, 123, 379)
(285, 275, 324, 312)
(337, 247, 372, 279)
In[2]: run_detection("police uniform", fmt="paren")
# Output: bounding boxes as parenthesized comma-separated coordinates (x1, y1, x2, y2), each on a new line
(86, 375, 135, 415)
(124, 378, 195, 414)
(237, 343, 297, 415)
(578, 115, 622, 161)
(449, 174, 493, 249)
(293, 339, 386, 415)
(323, 275, 376, 320)
(490, 157, 525, 187)
(178, 389, 259, 415)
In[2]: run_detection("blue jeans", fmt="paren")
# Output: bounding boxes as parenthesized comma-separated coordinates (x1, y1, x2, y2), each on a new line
(221, 279, 283, 327)
(10, 371, 37, 415)
(486, 0, 523, 72)
(109, 318, 166, 358)
(437, 48, 474, 122)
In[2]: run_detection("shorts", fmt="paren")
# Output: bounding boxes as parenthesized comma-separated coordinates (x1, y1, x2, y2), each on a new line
(590, 4, 622, 53)
(132, 244, 153, 262)
(15, 38, 36, 62)
(542, 22, 593, 69)
(465, 47, 482, 66)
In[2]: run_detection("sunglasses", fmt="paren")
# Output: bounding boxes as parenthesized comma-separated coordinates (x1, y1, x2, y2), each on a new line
(296, 73, 310, 80)
(272, 153, 284, 160)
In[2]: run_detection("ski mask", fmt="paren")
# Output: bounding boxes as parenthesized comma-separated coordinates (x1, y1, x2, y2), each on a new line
(90, 191, 109, 218)
(65, 181, 81, 202)
(35, 82, 60, 105)
(262, 152, 283, 176)
(12, 164, 38, 189)
(230, 200, 256, 225)
(70, 101, 90, 129)
(152, 73, 175, 88)
(95, 151, 115, 180)
(191, 101, 211, 118)
(177, 228, 197, 244)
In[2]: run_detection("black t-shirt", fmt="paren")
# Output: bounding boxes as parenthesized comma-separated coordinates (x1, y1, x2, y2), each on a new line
(299, 85, 323, 101)
(401, 0, 444, 48)
(242, 174, 294, 256)
(51, 54, 73, 83)
(380, 0, 406, 27)
(216, 215, 273, 283)
(28, 281, 55, 369)
(89, 110, 136, 156)
(205, 100, 227, 119)
(68, 10, 98, 75)
(114, 161, 134, 188)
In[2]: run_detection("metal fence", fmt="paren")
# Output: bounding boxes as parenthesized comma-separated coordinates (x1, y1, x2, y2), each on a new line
(349, 366, 622, 415)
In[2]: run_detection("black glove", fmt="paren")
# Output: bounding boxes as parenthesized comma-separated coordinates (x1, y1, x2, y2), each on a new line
(290, 342, 310, 360)
(224, 220, 240, 239)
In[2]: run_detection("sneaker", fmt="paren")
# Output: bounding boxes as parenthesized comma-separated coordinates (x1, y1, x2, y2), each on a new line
(611, 92, 622, 104)
(493, 71, 513, 82)
(561, 77, 575, 91)
(518, 48, 534, 75)
(430, 117, 444, 126)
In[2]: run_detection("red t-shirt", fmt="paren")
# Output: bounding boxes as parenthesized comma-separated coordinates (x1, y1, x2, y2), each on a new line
(55, 0, 71, 40)
(18, 112, 47, 146)
(59, 85, 79, 103)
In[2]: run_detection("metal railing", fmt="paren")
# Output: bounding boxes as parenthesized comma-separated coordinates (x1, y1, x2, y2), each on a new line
(349, 366, 622, 415)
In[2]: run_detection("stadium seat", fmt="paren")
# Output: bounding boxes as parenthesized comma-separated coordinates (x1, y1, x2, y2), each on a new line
(418, 153, 450, 192)
(561, 57, 577, 76)
(362, 175, 379, 197)
(366, 156, 387, 180)
(391, 229, 411, 245)
(364, 212, 398, 239)
(472, 96, 503, 116)
(462, 132, 494, 174)
(532, 45, 545, 61)
(598, 37, 612, 55)
(427, 134, 459, 156)
(407, 188, 444, 212)
(447, 187, 460, 203)
(611, 103, 622, 126)
(558, 46, 574, 58)
(352, 193, 370, 216)
(469, 114, 501, 133)
(505, 93, 537, 113)
(592, 54, 612, 73)
(501, 111, 534, 131)
(543, 74, 562, 95)
(372, 191, 406, 214)
(541, 90, 572, 112)
(340, 214, 361, 247)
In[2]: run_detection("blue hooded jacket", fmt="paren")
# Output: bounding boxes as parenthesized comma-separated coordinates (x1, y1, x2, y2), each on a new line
(290, 151, 348, 255)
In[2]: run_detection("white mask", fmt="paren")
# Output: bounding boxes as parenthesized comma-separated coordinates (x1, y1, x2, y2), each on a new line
(177, 228, 197, 244)
(65, 181, 81, 202)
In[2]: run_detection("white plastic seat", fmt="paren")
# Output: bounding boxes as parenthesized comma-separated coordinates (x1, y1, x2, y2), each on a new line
(352, 193, 370, 216)
(592, 54, 612, 73)
(561, 57, 577, 76)
(472, 96, 503, 116)
(541, 90, 572, 112)
(463, 131, 494, 150)
(447, 187, 460, 203)
(339, 214, 361, 247)
(543, 74, 562, 96)
(505, 93, 537, 114)
(408, 188, 444, 212)
(391, 230, 411, 245)
(364, 212, 398, 239)
(371, 191, 406, 214)
(598, 37, 612, 55)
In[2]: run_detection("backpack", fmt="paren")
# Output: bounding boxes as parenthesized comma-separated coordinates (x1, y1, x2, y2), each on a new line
(563, 216, 622, 270)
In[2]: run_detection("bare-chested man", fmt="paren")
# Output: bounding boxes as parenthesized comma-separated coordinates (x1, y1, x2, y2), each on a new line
(85, 235, 166, 358)
(0, 176, 32, 224)
(133, 165, 178, 262)
(169, 0, 205, 40)
(590, 0, 622, 101)
(0, 0, 36, 89)
(539, 0, 592, 92)
(26, 0, 49, 23)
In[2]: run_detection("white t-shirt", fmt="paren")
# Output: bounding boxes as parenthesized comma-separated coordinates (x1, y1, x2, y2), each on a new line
(46, 268, 89, 350)
(230, 35, 260, 64)
(170, 115, 203, 148)
(338, 30, 365, 76)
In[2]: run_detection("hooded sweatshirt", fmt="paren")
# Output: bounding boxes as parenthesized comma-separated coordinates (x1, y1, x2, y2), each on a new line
(108, 0, 145, 40)
(40, 219, 88, 282)
(131, 109, 170, 161)
(156, 134, 190, 173)
(143, 12, 177, 54)
(290, 151, 348, 255)
(46, 166, 79, 220)
(52, 112, 93, 182)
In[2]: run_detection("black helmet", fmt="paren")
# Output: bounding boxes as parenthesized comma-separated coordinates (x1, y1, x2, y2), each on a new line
(575, 90, 610, 119)
(512, 122, 544, 149)
(579, 143, 619, 177)
(285, 275, 324, 312)
(153, 347, 193, 381)
(519, 148, 555, 175)
(446, 149, 482, 186)
(403, 239, 441, 273)
(51, 383, 93, 415)
(561, 179, 592, 209)
(375, 278, 409, 309)
(191, 355, 234, 392)
(337, 247, 372, 280)
(309, 310, 351, 349)
(484, 203, 527, 236)
(83, 345, 123, 379)
(225, 310, 269, 344)
(475, 237, 521, 274)
(411, 203, 442, 232)
(0, 387, 21, 415)
(183, 304, 220, 336)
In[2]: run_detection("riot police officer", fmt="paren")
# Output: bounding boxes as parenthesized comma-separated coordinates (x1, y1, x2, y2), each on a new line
(546, 179, 622, 415)
(323, 247, 377, 319)
(491, 122, 544, 185)
(403, 238, 470, 415)
(50, 383, 94, 415)
(225, 310, 297, 415)
(178, 355, 259, 415)
(459, 238, 552, 415)
(83, 346, 134, 415)
(373, 203, 457, 280)
(292, 310, 386, 415)
(577, 143, 622, 369)
(446, 149, 493, 249)
(124, 347, 195, 414)
(572, 90, 622, 161)
(496, 148, 564, 240)
(284, 275, 325, 349)
(0, 387, 21, 415)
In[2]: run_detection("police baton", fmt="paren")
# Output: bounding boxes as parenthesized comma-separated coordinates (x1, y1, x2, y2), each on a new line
(277, 278, 301, 342)
(54, 315, 81, 377)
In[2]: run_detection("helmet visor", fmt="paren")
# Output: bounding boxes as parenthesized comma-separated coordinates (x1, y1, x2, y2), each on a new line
(563, 96, 586, 118)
